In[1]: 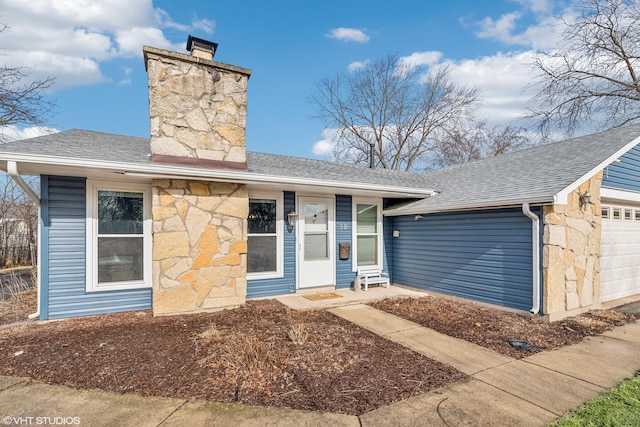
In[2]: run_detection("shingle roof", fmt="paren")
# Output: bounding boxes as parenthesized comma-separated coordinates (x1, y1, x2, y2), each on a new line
(385, 124, 640, 214)
(0, 129, 436, 192)
(3, 125, 640, 212)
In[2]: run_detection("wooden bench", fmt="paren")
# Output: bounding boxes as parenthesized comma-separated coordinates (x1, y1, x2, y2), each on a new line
(357, 267, 390, 291)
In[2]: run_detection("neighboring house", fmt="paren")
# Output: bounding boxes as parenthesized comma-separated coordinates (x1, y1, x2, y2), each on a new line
(1, 37, 639, 321)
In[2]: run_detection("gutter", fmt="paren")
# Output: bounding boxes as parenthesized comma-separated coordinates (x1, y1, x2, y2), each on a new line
(6, 161, 41, 320)
(7, 161, 40, 205)
(0, 153, 437, 198)
(521, 202, 540, 315)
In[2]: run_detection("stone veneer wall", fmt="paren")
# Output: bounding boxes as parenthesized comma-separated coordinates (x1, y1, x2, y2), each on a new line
(144, 46, 250, 164)
(143, 44, 251, 315)
(152, 179, 248, 315)
(542, 171, 602, 321)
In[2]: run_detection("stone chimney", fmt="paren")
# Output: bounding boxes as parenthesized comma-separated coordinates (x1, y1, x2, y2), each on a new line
(143, 38, 251, 316)
(143, 36, 251, 169)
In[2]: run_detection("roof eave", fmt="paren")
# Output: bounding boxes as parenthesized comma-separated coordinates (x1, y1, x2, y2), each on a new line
(0, 153, 437, 198)
(553, 133, 640, 205)
(382, 196, 554, 216)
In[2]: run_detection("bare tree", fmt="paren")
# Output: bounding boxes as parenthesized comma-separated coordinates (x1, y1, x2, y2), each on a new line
(434, 123, 531, 168)
(312, 53, 479, 171)
(0, 176, 38, 268)
(0, 23, 55, 141)
(529, 0, 640, 138)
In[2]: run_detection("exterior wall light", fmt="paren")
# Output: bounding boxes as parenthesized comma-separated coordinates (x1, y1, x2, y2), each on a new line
(580, 191, 591, 208)
(287, 208, 298, 228)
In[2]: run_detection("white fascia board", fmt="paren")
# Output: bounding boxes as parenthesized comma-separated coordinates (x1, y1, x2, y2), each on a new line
(0, 153, 437, 198)
(601, 187, 640, 203)
(382, 196, 553, 216)
(552, 134, 640, 205)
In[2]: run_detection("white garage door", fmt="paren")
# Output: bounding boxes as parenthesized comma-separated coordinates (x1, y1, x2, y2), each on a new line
(600, 204, 640, 302)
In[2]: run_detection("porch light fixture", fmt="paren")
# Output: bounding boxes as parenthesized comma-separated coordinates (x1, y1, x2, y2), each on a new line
(580, 191, 591, 208)
(287, 208, 298, 228)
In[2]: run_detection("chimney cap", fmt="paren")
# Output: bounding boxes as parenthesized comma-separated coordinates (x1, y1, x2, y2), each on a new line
(186, 35, 218, 57)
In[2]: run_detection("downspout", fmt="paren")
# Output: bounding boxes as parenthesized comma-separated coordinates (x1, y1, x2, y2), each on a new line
(522, 202, 540, 315)
(6, 161, 41, 320)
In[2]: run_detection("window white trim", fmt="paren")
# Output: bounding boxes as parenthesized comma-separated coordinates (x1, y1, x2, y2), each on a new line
(247, 192, 284, 280)
(86, 180, 152, 292)
(351, 197, 383, 272)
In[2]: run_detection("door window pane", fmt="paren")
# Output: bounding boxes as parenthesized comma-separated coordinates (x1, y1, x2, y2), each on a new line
(305, 233, 329, 260)
(304, 203, 328, 232)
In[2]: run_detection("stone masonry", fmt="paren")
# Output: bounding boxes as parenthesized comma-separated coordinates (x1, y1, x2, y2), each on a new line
(144, 42, 252, 315)
(542, 171, 602, 321)
(144, 45, 251, 165)
(152, 180, 248, 315)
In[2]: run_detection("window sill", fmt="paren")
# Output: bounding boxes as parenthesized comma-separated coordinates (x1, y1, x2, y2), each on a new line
(247, 272, 284, 281)
(86, 282, 152, 292)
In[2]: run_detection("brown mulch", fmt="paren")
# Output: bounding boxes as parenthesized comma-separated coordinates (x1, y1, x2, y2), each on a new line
(371, 296, 640, 359)
(1, 294, 638, 415)
(0, 299, 465, 416)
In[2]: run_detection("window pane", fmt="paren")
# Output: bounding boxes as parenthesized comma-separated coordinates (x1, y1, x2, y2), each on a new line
(248, 199, 276, 234)
(357, 204, 377, 233)
(357, 235, 378, 266)
(98, 191, 143, 234)
(304, 202, 328, 232)
(98, 237, 143, 283)
(247, 235, 277, 273)
(305, 233, 329, 260)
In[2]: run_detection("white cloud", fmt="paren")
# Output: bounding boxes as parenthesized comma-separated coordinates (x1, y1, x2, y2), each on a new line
(191, 17, 215, 34)
(0, 0, 211, 91)
(398, 51, 444, 70)
(312, 139, 335, 156)
(444, 51, 538, 127)
(0, 125, 59, 142)
(473, 1, 568, 50)
(325, 27, 370, 43)
(475, 12, 522, 43)
(347, 60, 370, 71)
(312, 128, 342, 158)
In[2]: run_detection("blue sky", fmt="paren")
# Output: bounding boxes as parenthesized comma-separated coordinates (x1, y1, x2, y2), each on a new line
(0, 0, 572, 158)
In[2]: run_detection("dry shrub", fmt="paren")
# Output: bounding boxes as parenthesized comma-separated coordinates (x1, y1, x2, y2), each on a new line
(0, 268, 37, 325)
(287, 323, 309, 345)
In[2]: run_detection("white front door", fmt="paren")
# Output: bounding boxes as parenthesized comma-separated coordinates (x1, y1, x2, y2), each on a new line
(298, 197, 334, 289)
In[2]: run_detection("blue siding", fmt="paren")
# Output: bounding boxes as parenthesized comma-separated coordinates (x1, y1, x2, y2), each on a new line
(247, 191, 296, 298)
(602, 144, 640, 192)
(391, 208, 536, 311)
(41, 176, 151, 320)
(335, 195, 353, 289)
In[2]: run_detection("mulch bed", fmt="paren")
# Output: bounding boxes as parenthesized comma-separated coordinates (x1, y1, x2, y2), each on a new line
(371, 296, 639, 359)
(0, 299, 465, 415)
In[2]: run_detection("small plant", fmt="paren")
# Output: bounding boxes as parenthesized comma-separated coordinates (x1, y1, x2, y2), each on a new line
(225, 333, 273, 374)
(288, 323, 309, 345)
(0, 268, 37, 325)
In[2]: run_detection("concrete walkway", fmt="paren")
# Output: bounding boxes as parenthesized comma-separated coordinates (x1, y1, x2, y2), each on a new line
(1, 304, 640, 426)
(332, 304, 640, 426)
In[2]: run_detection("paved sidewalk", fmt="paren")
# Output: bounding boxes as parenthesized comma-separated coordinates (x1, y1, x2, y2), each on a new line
(1, 304, 640, 426)
(332, 304, 640, 427)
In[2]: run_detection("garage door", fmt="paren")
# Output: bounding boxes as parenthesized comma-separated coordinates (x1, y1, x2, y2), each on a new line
(600, 204, 640, 302)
